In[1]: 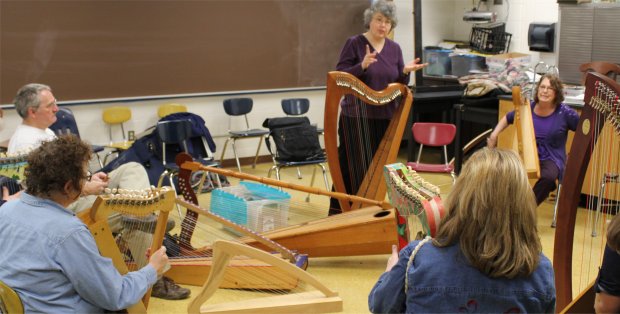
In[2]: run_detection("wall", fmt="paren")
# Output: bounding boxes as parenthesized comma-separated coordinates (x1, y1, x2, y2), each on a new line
(422, 0, 560, 67)
(0, 0, 559, 162)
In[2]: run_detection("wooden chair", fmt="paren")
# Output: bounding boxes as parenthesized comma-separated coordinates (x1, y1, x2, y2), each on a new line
(0, 279, 24, 314)
(579, 61, 620, 85)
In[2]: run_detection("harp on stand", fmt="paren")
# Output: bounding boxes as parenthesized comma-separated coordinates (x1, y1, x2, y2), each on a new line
(384, 163, 444, 246)
(161, 154, 308, 288)
(169, 155, 343, 313)
(324, 71, 413, 211)
(511, 86, 540, 179)
(174, 153, 398, 259)
(553, 72, 620, 312)
(78, 187, 175, 313)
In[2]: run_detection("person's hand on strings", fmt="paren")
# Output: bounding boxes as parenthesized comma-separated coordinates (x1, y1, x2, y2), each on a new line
(362, 44, 378, 70)
(147, 246, 170, 276)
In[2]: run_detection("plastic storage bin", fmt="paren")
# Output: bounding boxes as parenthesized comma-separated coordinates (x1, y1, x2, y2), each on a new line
(450, 54, 487, 77)
(210, 181, 291, 233)
(423, 46, 453, 76)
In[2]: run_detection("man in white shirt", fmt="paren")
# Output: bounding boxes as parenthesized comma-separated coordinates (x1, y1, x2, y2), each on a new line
(8, 83, 190, 300)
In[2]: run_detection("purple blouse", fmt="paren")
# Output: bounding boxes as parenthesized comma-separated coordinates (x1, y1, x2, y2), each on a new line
(336, 34, 409, 119)
(506, 102, 580, 178)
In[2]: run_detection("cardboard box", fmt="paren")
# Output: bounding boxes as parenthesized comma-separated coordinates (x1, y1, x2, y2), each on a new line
(486, 52, 531, 73)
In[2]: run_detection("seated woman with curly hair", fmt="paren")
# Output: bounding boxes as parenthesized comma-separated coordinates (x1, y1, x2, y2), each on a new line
(0, 135, 169, 312)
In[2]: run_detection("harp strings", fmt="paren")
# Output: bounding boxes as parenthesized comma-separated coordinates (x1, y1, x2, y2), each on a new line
(340, 94, 403, 196)
(575, 81, 620, 293)
(99, 187, 171, 270)
(161, 198, 327, 305)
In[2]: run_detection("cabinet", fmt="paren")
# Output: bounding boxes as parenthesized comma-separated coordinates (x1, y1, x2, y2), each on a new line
(557, 4, 620, 84)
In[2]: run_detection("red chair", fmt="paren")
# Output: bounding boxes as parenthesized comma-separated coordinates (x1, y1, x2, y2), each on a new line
(406, 122, 457, 184)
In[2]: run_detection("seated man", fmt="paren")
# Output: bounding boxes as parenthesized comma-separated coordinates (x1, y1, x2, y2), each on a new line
(0, 135, 169, 312)
(7, 83, 189, 300)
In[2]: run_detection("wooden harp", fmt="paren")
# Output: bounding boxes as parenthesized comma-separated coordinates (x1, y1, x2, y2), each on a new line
(175, 153, 399, 258)
(324, 71, 413, 211)
(511, 86, 540, 179)
(160, 154, 308, 288)
(187, 240, 342, 314)
(78, 187, 175, 312)
(553, 72, 620, 311)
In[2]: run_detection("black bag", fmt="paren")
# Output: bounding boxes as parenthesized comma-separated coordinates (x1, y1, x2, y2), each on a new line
(262, 117, 324, 162)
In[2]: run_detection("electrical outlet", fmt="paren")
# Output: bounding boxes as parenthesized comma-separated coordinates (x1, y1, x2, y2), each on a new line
(494, 0, 503, 4)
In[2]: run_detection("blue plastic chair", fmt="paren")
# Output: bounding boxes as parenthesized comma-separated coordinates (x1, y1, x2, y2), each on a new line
(220, 98, 269, 172)
(49, 107, 105, 169)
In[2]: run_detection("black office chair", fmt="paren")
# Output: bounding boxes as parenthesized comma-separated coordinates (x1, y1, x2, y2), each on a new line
(49, 107, 105, 169)
(220, 98, 269, 173)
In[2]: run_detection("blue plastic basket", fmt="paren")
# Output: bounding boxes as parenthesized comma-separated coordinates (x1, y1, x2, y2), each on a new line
(210, 181, 291, 232)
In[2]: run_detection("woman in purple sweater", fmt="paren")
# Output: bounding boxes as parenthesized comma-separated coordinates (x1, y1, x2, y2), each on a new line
(329, 0, 426, 215)
(487, 74, 580, 205)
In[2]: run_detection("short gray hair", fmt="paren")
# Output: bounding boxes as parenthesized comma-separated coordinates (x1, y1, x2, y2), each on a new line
(363, 0, 398, 30)
(14, 83, 51, 118)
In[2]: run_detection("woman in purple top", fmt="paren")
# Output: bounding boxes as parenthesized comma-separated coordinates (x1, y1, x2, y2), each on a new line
(487, 74, 580, 205)
(329, 0, 427, 214)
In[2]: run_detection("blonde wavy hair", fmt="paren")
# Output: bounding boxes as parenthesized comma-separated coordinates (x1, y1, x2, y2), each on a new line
(433, 148, 541, 279)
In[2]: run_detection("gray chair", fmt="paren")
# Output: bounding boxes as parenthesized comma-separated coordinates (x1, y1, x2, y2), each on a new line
(220, 98, 269, 173)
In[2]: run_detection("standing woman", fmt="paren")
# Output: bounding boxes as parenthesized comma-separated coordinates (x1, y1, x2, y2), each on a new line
(487, 73, 580, 205)
(329, 0, 427, 215)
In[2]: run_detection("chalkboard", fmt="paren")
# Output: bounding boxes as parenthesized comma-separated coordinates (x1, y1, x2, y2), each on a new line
(0, 0, 367, 104)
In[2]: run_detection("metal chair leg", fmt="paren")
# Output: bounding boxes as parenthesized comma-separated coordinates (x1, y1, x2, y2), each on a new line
(219, 138, 231, 166)
(231, 139, 242, 173)
(551, 183, 561, 228)
(157, 170, 183, 218)
(252, 136, 264, 169)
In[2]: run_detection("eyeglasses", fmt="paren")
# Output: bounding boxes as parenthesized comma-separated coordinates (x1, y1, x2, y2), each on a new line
(539, 85, 556, 91)
(84, 171, 92, 182)
(373, 16, 392, 25)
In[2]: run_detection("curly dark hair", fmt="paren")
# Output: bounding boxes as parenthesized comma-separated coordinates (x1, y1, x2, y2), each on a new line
(25, 135, 92, 198)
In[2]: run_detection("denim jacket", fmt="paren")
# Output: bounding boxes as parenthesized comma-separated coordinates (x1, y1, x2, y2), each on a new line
(369, 240, 556, 313)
